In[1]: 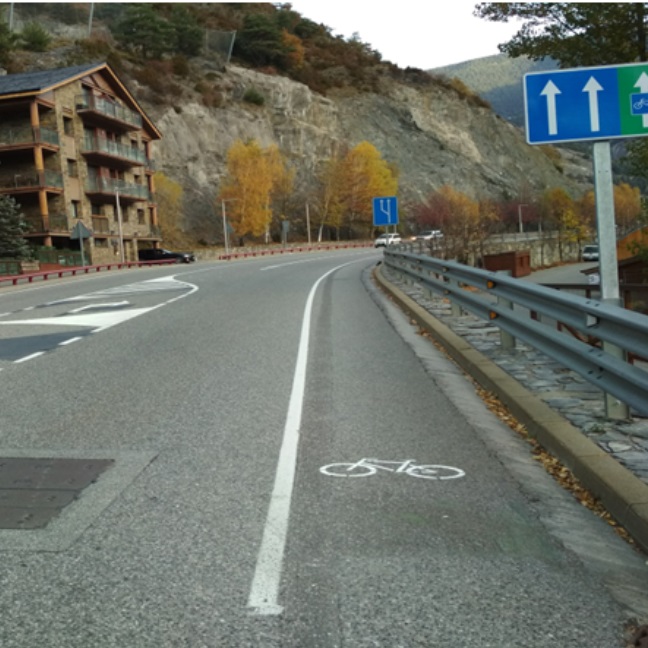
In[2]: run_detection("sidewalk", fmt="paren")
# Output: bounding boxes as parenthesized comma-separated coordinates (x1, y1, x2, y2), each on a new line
(375, 262, 648, 555)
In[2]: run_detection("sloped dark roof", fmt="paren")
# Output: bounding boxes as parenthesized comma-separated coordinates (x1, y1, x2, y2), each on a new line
(0, 61, 161, 139)
(0, 62, 102, 97)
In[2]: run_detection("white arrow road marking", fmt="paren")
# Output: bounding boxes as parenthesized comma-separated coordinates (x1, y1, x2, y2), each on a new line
(583, 76, 603, 132)
(541, 80, 561, 135)
(0, 277, 199, 364)
(0, 306, 161, 332)
(68, 301, 130, 314)
(634, 71, 648, 128)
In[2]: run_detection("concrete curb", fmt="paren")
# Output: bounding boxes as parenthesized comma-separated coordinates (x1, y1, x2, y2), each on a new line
(374, 265, 648, 554)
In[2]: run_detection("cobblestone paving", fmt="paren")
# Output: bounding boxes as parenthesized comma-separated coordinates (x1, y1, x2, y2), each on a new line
(383, 267, 648, 487)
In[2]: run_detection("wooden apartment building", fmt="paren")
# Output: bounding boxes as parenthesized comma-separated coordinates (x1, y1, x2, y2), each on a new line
(0, 62, 162, 265)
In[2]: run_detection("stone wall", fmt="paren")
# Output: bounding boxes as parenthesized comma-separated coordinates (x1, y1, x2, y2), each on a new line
(483, 231, 583, 269)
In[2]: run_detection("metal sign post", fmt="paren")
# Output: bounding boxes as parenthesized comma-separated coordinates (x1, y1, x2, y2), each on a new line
(70, 221, 93, 267)
(592, 142, 627, 419)
(523, 63, 644, 419)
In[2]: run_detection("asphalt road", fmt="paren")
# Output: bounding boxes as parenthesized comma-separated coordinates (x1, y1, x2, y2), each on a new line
(0, 250, 646, 647)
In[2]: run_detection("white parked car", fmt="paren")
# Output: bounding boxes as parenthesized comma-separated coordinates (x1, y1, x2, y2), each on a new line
(374, 233, 402, 247)
(581, 244, 599, 262)
(415, 230, 442, 241)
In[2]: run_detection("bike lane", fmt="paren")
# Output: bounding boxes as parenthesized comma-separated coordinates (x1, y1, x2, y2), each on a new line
(278, 263, 634, 647)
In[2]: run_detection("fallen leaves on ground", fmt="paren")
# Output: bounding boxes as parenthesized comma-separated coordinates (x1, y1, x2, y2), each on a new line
(475, 384, 635, 546)
(416, 322, 635, 545)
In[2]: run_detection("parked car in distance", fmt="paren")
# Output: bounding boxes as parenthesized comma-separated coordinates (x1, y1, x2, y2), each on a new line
(416, 230, 443, 241)
(138, 248, 196, 263)
(374, 233, 402, 247)
(581, 244, 599, 262)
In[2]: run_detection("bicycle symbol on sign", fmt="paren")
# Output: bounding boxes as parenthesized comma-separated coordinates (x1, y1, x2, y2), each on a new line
(319, 458, 465, 480)
(633, 97, 648, 112)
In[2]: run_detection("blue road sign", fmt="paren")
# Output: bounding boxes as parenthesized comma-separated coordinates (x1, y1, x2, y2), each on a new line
(372, 196, 398, 226)
(524, 62, 648, 144)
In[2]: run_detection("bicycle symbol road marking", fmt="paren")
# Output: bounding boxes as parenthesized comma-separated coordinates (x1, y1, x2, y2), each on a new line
(319, 458, 465, 480)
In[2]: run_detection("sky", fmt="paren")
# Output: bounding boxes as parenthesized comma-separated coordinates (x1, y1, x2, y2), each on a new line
(287, 1, 522, 70)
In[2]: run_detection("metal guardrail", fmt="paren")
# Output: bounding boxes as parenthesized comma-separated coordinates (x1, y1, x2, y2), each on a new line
(384, 246, 648, 417)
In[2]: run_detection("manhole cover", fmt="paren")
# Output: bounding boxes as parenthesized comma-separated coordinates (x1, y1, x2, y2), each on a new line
(0, 458, 114, 529)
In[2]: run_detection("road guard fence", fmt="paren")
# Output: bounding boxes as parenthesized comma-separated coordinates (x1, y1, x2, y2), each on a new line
(383, 246, 648, 417)
(0, 259, 178, 287)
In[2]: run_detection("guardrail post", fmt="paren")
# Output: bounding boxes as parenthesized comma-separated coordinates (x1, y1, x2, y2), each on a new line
(603, 342, 630, 420)
(444, 276, 462, 316)
(496, 271, 515, 350)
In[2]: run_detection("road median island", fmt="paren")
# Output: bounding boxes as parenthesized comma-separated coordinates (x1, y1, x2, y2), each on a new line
(374, 264, 648, 555)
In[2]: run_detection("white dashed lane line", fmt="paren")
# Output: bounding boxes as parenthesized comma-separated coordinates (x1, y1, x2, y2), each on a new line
(14, 352, 45, 364)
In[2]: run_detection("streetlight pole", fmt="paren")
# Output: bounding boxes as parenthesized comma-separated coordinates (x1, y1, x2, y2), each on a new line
(115, 189, 125, 263)
(221, 199, 231, 255)
(518, 204, 527, 234)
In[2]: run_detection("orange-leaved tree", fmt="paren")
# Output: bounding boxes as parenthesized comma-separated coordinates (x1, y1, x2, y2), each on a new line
(337, 141, 398, 238)
(153, 171, 191, 248)
(219, 139, 291, 241)
(541, 187, 588, 259)
(613, 182, 642, 238)
(580, 182, 642, 239)
(314, 153, 347, 240)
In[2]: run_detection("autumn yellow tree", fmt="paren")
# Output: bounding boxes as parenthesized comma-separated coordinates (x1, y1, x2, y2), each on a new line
(313, 153, 347, 240)
(219, 139, 291, 241)
(613, 182, 642, 237)
(343, 141, 398, 236)
(579, 183, 641, 239)
(153, 171, 191, 248)
(541, 187, 589, 259)
(266, 144, 295, 242)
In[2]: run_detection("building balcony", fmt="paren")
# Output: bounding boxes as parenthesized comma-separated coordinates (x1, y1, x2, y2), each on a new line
(82, 135, 147, 168)
(0, 169, 64, 194)
(85, 176, 151, 203)
(75, 94, 142, 130)
(24, 212, 70, 234)
(0, 126, 60, 151)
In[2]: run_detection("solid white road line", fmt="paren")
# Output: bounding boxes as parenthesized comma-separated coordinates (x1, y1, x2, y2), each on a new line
(247, 259, 364, 616)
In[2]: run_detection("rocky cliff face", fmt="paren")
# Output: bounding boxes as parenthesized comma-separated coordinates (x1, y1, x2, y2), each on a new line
(140, 65, 592, 238)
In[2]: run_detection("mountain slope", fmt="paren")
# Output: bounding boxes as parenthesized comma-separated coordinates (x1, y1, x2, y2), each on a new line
(431, 54, 557, 127)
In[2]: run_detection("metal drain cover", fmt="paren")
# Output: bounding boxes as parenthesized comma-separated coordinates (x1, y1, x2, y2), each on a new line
(0, 458, 114, 529)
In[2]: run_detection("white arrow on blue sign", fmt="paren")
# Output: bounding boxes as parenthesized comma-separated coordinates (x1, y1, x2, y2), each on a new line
(372, 196, 398, 226)
(524, 62, 648, 144)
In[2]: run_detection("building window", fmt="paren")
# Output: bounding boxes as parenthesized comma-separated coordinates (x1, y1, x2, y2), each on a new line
(115, 205, 129, 223)
(67, 160, 78, 178)
(137, 209, 145, 225)
(71, 200, 81, 219)
(63, 116, 73, 136)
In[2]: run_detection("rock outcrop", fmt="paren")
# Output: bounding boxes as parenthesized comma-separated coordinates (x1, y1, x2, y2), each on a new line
(140, 64, 592, 237)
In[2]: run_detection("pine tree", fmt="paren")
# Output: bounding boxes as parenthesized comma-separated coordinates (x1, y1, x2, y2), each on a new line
(0, 195, 31, 260)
